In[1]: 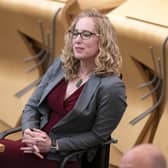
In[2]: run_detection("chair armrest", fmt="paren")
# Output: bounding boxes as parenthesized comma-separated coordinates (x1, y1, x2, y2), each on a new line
(60, 137, 118, 168)
(60, 150, 86, 168)
(104, 137, 118, 145)
(0, 126, 22, 139)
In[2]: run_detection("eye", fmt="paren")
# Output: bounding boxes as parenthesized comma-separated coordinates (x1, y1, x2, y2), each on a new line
(72, 30, 79, 37)
(82, 31, 93, 38)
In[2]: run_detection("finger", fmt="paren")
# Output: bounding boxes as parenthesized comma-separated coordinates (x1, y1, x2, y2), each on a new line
(20, 147, 33, 152)
(23, 132, 35, 140)
(26, 131, 47, 140)
(24, 128, 44, 139)
(34, 137, 46, 143)
(24, 128, 34, 135)
(22, 134, 32, 140)
(22, 149, 44, 159)
(33, 144, 40, 153)
(34, 152, 44, 159)
(32, 128, 44, 133)
(20, 147, 32, 150)
(22, 139, 36, 146)
(23, 130, 34, 138)
(24, 128, 32, 133)
(22, 135, 41, 141)
(32, 129, 47, 138)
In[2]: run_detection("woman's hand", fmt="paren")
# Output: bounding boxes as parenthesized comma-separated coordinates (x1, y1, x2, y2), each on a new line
(20, 128, 52, 159)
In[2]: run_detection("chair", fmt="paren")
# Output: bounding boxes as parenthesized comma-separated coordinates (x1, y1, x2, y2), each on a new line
(0, 127, 117, 168)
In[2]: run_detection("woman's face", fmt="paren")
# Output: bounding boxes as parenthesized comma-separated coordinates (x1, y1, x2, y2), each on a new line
(72, 17, 99, 62)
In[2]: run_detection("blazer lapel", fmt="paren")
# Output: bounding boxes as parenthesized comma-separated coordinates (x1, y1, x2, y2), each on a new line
(39, 69, 64, 105)
(53, 75, 101, 128)
(75, 75, 100, 112)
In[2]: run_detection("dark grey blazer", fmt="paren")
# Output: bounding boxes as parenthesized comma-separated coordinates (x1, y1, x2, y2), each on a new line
(22, 57, 127, 161)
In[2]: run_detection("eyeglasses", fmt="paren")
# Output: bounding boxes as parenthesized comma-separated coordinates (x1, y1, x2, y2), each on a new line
(69, 30, 99, 40)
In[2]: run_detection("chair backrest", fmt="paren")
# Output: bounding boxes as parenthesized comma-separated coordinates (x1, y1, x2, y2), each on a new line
(81, 143, 110, 168)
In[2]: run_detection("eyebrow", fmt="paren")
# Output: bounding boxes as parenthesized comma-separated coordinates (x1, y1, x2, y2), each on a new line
(74, 29, 95, 32)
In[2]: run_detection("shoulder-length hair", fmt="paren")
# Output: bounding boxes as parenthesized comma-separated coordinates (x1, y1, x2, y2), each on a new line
(61, 8, 122, 80)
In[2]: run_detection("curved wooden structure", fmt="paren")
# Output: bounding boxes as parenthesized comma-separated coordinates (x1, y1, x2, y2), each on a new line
(0, 0, 64, 132)
(107, 0, 168, 166)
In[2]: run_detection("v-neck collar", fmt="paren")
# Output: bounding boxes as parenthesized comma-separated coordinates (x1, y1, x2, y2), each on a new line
(64, 79, 86, 102)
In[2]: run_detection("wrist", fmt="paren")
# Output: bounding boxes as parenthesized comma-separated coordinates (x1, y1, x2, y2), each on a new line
(50, 139, 59, 152)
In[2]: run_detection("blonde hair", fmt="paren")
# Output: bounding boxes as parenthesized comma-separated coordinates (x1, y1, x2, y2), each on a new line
(61, 8, 122, 79)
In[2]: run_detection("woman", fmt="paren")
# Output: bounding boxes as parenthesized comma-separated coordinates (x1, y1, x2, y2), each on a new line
(0, 8, 127, 168)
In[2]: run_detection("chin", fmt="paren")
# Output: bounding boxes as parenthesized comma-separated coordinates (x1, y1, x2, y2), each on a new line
(74, 54, 85, 59)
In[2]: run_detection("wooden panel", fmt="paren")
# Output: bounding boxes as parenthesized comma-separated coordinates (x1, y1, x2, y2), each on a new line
(124, 0, 168, 28)
(110, 52, 154, 153)
(110, 144, 123, 167)
(106, 0, 168, 165)
(78, 0, 126, 12)
(0, 0, 64, 128)
(0, 5, 39, 128)
(153, 105, 168, 160)
(0, 143, 5, 153)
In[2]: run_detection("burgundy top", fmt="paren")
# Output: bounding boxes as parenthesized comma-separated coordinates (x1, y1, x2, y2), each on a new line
(0, 79, 83, 168)
(43, 79, 84, 133)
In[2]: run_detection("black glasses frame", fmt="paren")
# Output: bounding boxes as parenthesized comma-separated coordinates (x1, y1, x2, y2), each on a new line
(69, 30, 99, 40)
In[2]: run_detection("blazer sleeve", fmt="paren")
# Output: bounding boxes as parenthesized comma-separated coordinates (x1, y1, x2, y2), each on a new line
(21, 58, 61, 131)
(57, 77, 127, 151)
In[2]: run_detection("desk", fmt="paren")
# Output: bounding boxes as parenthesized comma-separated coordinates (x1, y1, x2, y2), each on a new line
(0, 143, 5, 152)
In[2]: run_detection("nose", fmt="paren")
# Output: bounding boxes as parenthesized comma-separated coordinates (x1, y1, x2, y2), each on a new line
(73, 34, 83, 42)
(76, 34, 82, 39)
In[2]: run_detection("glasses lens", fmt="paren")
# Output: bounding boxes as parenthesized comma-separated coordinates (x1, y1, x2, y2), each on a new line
(70, 30, 78, 39)
(81, 31, 93, 40)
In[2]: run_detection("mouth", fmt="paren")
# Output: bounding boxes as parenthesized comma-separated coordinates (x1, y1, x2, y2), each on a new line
(74, 47, 84, 53)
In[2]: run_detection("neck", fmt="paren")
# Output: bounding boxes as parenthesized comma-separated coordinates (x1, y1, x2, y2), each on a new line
(78, 61, 95, 77)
